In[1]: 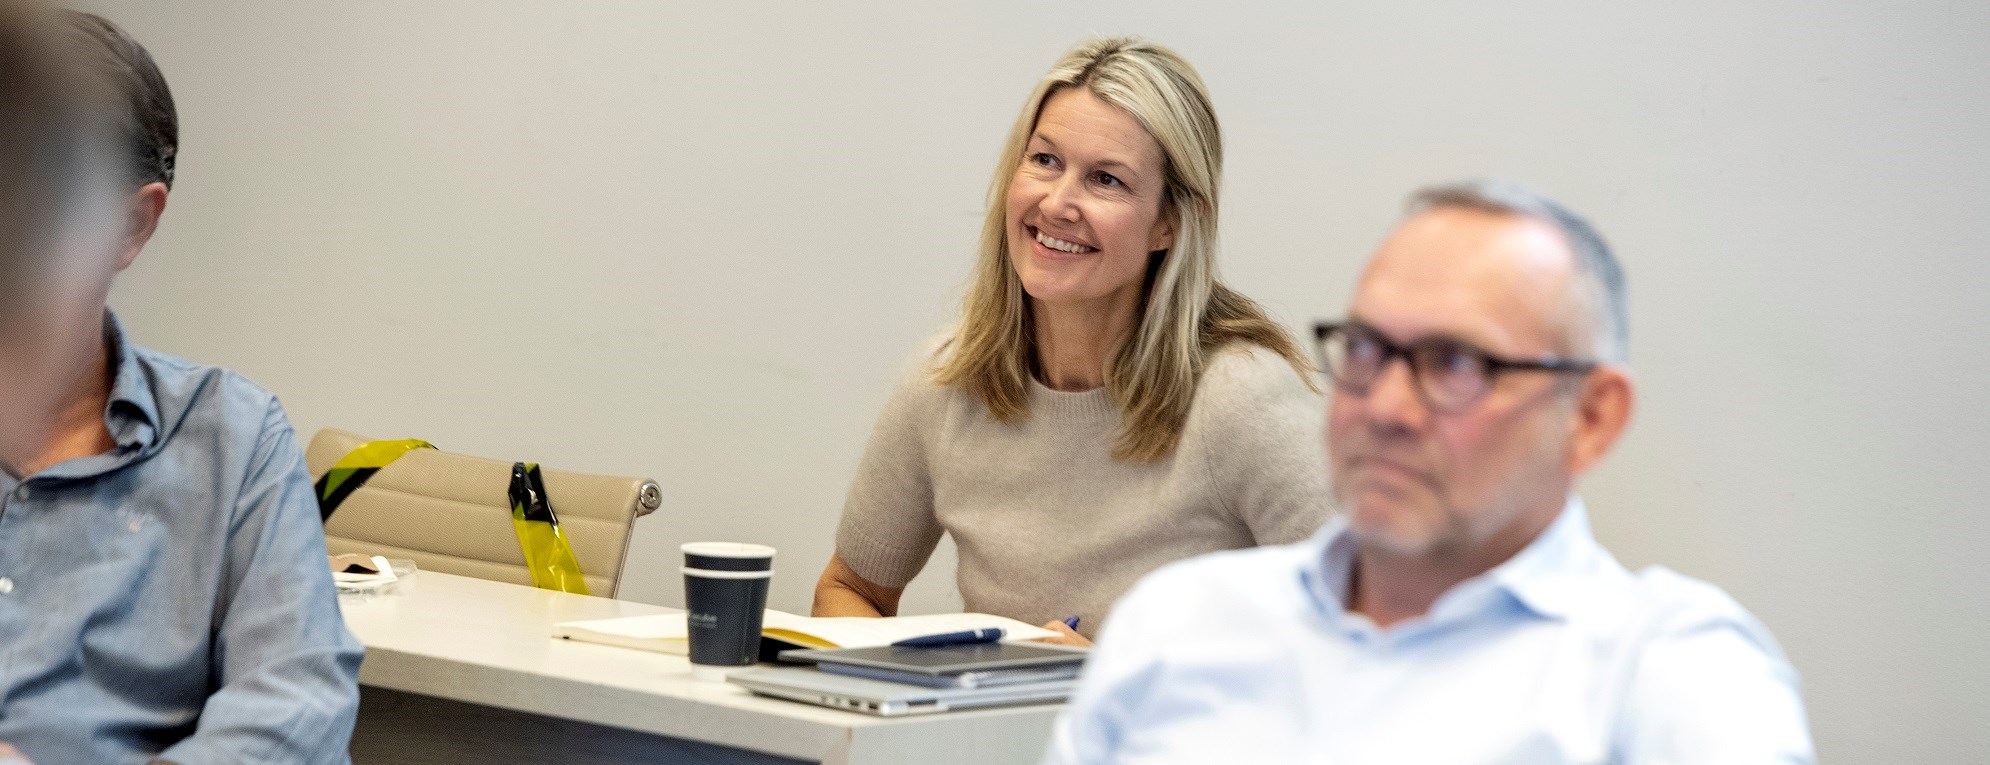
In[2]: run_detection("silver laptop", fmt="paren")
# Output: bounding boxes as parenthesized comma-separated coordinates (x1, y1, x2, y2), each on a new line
(728, 666, 1072, 717)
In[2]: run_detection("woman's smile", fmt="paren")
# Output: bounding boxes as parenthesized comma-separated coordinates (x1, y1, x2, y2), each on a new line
(1026, 225, 1100, 262)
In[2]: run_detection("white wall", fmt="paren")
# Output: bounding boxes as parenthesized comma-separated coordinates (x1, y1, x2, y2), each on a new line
(80, 1, 1988, 761)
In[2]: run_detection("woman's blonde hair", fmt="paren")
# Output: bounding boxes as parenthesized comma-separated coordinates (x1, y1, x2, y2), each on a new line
(935, 36, 1313, 462)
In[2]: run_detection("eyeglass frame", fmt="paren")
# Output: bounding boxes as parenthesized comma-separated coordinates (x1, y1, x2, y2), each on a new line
(1310, 320, 1599, 413)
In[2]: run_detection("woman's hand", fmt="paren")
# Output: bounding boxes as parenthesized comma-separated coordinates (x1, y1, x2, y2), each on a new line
(1035, 620, 1094, 648)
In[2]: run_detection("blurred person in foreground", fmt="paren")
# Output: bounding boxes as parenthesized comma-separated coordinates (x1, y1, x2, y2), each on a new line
(0, 8, 361, 764)
(0, 0, 65, 463)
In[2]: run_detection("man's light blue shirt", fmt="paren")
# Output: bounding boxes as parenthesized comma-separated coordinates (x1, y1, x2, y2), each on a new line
(0, 317, 362, 764)
(1046, 497, 1815, 764)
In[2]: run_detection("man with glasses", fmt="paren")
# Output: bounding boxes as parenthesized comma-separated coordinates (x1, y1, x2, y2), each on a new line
(1044, 180, 1814, 764)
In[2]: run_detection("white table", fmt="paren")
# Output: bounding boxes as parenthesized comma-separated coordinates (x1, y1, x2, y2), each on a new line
(340, 571, 1062, 765)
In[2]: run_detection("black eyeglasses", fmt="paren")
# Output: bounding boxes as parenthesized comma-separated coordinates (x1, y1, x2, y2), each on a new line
(1311, 321, 1597, 413)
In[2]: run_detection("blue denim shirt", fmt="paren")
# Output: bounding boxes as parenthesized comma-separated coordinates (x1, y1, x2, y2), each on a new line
(0, 317, 362, 764)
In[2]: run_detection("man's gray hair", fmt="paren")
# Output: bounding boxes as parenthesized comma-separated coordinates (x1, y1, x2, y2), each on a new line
(1407, 179, 1629, 363)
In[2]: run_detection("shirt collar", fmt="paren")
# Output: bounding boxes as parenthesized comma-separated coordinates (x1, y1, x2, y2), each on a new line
(1304, 515, 1358, 616)
(1472, 496, 1605, 620)
(1300, 496, 1608, 627)
(102, 312, 160, 452)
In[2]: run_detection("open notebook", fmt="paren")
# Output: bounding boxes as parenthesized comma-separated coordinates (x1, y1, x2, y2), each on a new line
(553, 610, 1060, 656)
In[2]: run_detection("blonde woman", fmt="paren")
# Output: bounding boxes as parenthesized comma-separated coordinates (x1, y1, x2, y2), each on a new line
(813, 37, 1330, 645)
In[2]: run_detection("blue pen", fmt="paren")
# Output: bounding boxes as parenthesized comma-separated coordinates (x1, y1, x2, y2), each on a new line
(891, 628, 1005, 648)
(1062, 616, 1081, 630)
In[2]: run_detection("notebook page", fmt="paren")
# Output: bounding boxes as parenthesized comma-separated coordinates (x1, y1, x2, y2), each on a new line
(554, 610, 1059, 653)
(778, 613, 1058, 648)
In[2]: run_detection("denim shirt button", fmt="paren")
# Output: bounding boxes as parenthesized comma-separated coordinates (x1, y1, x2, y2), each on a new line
(0, 577, 15, 595)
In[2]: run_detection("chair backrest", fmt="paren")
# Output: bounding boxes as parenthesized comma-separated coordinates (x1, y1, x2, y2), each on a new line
(304, 428, 661, 598)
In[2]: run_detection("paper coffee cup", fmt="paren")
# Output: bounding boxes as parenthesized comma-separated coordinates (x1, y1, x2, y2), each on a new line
(681, 543, 775, 671)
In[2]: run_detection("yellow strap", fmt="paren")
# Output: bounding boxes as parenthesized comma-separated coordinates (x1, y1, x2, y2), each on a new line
(509, 462, 591, 595)
(316, 439, 437, 519)
(512, 518, 590, 595)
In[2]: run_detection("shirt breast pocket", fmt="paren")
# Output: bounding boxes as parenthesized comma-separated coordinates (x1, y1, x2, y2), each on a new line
(31, 495, 215, 702)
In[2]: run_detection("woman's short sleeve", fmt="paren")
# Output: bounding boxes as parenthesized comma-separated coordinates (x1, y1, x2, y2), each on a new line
(832, 356, 949, 588)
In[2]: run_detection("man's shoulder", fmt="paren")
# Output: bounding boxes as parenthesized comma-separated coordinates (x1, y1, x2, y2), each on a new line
(1609, 567, 1812, 759)
(1625, 566, 1784, 649)
(1113, 538, 1320, 631)
(1557, 558, 1790, 670)
(129, 343, 284, 434)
